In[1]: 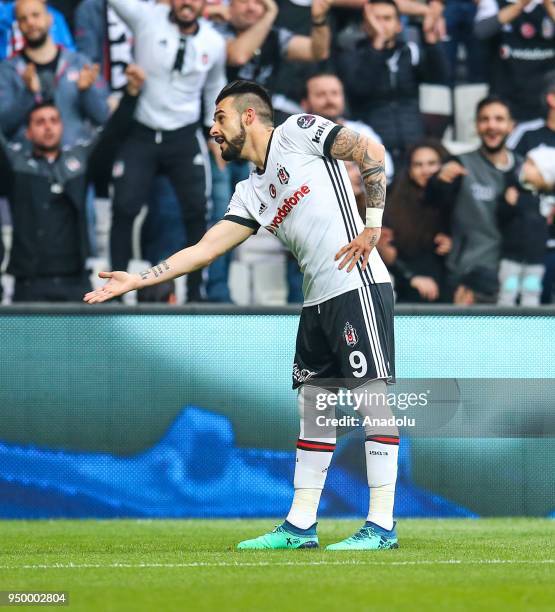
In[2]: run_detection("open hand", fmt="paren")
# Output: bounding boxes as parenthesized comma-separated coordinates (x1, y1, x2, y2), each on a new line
(362, 5, 387, 49)
(83, 271, 140, 304)
(22, 62, 40, 94)
(335, 227, 380, 273)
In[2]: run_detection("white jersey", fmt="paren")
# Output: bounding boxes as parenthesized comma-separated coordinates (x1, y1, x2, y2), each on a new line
(223, 114, 391, 306)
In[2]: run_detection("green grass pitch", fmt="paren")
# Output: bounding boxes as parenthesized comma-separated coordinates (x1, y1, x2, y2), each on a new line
(0, 519, 553, 611)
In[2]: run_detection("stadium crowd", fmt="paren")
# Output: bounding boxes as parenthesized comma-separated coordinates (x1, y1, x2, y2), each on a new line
(0, 0, 554, 305)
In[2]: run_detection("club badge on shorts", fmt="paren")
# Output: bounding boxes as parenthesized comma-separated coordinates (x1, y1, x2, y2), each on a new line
(344, 322, 359, 347)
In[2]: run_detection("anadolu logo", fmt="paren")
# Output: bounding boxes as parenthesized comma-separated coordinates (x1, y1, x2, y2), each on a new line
(266, 185, 311, 233)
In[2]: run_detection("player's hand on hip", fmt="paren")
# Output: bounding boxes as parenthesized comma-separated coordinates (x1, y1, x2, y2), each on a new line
(335, 227, 380, 273)
(83, 271, 140, 304)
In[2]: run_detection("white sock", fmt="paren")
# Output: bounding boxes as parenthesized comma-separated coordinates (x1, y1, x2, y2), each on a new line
(365, 438, 398, 531)
(367, 484, 396, 531)
(286, 442, 335, 529)
(285, 385, 336, 530)
(286, 488, 322, 530)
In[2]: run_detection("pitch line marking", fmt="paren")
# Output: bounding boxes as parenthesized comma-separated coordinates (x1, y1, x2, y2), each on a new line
(0, 559, 553, 570)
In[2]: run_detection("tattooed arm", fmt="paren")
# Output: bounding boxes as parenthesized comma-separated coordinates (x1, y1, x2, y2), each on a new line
(83, 220, 254, 304)
(329, 126, 386, 272)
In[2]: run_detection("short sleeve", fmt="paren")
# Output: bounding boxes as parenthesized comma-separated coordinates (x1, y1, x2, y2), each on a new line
(223, 189, 260, 233)
(276, 27, 294, 58)
(280, 114, 343, 158)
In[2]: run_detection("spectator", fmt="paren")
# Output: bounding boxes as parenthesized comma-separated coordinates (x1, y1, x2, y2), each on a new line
(221, 0, 332, 117)
(0, 0, 74, 61)
(107, 0, 226, 302)
(301, 72, 394, 182)
(332, 0, 446, 54)
(443, 0, 488, 83)
(427, 95, 518, 303)
(0, 0, 109, 146)
(508, 71, 555, 303)
(474, 0, 555, 122)
(497, 145, 555, 306)
(73, 0, 107, 76)
(379, 140, 451, 302)
(509, 71, 555, 156)
(0, 65, 144, 302)
(339, 0, 449, 169)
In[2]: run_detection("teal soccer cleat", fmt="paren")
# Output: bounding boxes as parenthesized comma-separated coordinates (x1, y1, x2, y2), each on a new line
(237, 522, 319, 550)
(326, 521, 399, 551)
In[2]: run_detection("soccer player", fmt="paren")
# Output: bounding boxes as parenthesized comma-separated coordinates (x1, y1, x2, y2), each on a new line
(84, 80, 399, 551)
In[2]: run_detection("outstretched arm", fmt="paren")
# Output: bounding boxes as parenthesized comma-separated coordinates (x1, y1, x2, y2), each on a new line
(329, 127, 386, 272)
(84, 220, 254, 304)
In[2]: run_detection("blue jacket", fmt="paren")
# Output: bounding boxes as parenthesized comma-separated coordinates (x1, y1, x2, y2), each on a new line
(0, 2, 75, 60)
(0, 46, 110, 146)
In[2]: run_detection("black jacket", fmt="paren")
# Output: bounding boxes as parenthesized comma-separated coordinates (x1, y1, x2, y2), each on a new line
(474, 0, 555, 122)
(498, 173, 549, 265)
(0, 92, 138, 279)
(339, 38, 449, 155)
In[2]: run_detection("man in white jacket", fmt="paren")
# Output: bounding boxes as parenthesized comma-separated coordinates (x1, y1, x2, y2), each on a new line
(107, 0, 227, 301)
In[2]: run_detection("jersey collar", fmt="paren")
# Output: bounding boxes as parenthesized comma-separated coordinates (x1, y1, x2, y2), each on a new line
(255, 129, 275, 175)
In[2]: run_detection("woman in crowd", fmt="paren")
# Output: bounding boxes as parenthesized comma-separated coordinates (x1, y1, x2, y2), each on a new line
(379, 140, 452, 302)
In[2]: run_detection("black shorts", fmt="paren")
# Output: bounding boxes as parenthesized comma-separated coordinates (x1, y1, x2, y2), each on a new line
(292, 283, 395, 389)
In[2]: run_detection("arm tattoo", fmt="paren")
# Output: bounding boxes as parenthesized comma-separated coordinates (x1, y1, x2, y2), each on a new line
(330, 127, 386, 210)
(139, 259, 170, 281)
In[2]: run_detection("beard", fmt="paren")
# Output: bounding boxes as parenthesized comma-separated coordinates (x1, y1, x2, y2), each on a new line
(25, 30, 49, 49)
(481, 134, 508, 154)
(170, 7, 200, 29)
(221, 122, 247, 162)
(33, 138, 60, 154)
(321, 109, 340, 122)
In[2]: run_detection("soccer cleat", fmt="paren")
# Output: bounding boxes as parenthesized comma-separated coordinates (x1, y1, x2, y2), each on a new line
(237, 523, 319, 550)
(326, 521, 399, 551)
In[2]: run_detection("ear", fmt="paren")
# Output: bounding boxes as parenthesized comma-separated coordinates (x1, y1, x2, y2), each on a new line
(243, 107, 256, 126)
(46, 12, 53, 28)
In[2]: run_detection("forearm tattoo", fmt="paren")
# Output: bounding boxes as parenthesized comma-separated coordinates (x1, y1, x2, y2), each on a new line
(330, 128, 386, 210)
(139, 259, 170, 281)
